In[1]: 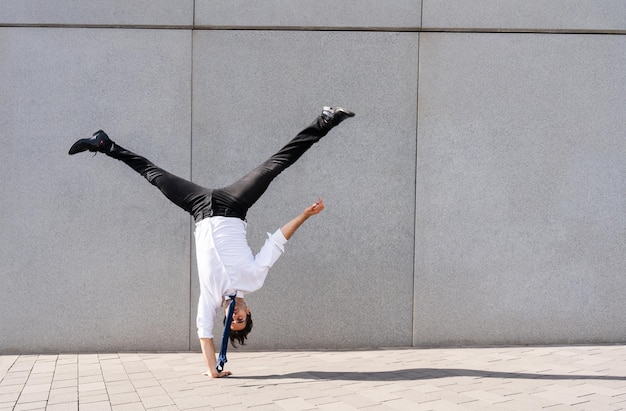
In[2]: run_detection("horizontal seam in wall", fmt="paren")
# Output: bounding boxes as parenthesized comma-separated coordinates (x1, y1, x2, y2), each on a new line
(421, 27, 626, 35)
(0, 23, 193, 30)
(0, 24, 624, 35)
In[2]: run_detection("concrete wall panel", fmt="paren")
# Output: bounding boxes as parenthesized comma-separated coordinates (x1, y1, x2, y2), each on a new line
(195, 0, 421, 29)
(415, 32, 626, 346)
(1, 3, 625, 355)
(0, 27, 193, 353)
(0, 0, 193, 27)
(189, 30, 419, 349)
(423, 0, 626, 32)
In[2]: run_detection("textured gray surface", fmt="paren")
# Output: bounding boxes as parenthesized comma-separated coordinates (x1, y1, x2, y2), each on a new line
(414, 32, 626, 346)
(0, 27, 193, 352)
(0, 0, 193, 26)
(1, 2, 625, 354)
(194, 0, 421, 29)
(190, 30, 418, 350)
(423, 0, 626, 32)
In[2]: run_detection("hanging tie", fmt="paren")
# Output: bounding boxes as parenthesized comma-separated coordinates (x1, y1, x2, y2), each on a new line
(216, 295, 236, 372)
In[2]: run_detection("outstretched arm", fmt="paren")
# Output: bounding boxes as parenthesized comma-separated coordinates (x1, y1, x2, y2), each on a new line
(280, 198, 325, 240)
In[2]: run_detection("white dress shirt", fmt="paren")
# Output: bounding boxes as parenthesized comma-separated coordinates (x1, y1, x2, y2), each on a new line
(194, 216, 288, 339)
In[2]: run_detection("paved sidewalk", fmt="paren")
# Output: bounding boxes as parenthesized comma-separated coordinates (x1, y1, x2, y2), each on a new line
(1, 345, 626, 410)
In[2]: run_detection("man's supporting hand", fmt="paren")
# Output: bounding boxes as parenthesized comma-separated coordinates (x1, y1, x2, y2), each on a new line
(199, 338, 233, 378)
(202, 370, 232, 378)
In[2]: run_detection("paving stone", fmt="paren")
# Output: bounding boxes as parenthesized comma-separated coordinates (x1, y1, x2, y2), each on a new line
(136, 385, 168, 398)
(140, 394, 175, 408)
(109, 392, 141, 406)
(106, 381, 137, 395)
(12, 401, 47, 411)
(80, 375, 105, 384)
(315, 402, 359, 411)
(46, 402, 79, 411)
(172, 395, 214, 410)
(104, 374, 131, 383)
(242, 404, 281, 411)
(47, 387, 78, 404)
(131, 377, 160, 388)
(272, 397, 317, 411)
(80, 381, 108, 393)
(110, 403, 145, 411)
(79, 365, 104, 377)
(80, 392, 111, 404)
(304, 395, 340, 406)
(15, 390, 49, 403)
(146, 405, 179, 411)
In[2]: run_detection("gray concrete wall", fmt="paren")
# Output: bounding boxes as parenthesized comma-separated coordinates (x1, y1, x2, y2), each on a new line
(195, 0, 420, 29)
(0, 1, 624, 354)
(415, 32, 626, 346)
(423, 0, 626, 32)
(0, 26, 193, 353)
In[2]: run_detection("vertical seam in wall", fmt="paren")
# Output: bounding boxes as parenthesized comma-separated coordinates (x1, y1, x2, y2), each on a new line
(188, 1, 196, 352)
(412, 2, 424, 347)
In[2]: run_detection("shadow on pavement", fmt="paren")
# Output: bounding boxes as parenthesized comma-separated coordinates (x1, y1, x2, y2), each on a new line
(236, 368, 626, 381)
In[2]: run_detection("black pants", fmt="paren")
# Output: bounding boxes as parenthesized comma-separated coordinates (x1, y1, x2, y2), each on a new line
(106, 115, 333, 222)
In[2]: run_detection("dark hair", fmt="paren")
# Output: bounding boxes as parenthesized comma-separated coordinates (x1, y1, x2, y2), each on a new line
(223, 312, 253, 348)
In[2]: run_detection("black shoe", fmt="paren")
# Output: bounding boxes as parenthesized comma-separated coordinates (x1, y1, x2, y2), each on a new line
(321, 106, 355, 126)
(68, 130, 113, 155)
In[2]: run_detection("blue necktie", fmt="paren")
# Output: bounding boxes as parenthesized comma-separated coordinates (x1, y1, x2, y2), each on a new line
(216, 296, 236, 372)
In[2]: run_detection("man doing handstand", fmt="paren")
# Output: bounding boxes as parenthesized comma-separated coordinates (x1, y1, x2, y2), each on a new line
(68, 106, 355, 377)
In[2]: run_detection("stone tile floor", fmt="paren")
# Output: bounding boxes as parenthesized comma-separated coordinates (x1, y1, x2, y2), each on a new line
(1, 345, 626, 410)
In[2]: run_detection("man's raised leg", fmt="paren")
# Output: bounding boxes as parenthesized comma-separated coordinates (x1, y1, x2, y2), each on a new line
(69, 130, 212, 219)
(218, 107, 355, 215)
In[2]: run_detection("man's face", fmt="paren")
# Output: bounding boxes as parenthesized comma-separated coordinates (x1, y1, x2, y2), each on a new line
(226, 300, 251, 331)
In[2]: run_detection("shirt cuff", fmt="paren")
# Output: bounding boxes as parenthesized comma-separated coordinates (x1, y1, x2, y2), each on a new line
(269, 229, 288, 249)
